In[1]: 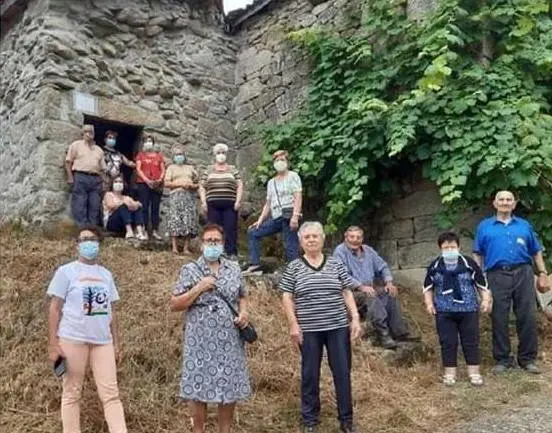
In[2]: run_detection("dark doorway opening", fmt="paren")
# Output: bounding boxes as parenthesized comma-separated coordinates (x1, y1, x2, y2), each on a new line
(83, 115, 143, 190)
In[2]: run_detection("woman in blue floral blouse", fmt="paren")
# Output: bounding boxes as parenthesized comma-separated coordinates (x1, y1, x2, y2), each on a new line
(423, 231, 491, 386)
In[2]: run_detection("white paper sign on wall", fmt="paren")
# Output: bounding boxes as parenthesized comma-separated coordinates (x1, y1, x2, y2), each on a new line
(73, 91, 98, 115)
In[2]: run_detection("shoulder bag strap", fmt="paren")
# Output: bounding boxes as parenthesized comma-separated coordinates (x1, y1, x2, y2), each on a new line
(189, 261, 239, 318)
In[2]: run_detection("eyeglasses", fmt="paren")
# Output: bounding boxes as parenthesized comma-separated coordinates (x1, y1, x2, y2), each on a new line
(77, 237, 99, 243)
(203, 238, 223, 245)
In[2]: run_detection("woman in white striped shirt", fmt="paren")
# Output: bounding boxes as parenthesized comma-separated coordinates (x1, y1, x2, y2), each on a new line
(279, 221, 362, 433)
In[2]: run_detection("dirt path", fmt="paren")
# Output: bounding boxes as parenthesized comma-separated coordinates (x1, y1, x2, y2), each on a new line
(449, 371, 552, 433)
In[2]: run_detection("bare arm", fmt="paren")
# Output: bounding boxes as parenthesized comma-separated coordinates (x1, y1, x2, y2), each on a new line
(65, 161, 74, 183)
(236, 180, 244, 206)
(110, 304, 121, 349)
(282, 292, 298, 328)
(122, 155, 136, 168)
(342, 290, 360, 321)
(292, 191, 302, 217)
(534, 251, 548, 274)
(257, 201, 271, 225)
(48, 297, 64, 362)
(170, 277, 214, 312)
(136, 160, 150, 183)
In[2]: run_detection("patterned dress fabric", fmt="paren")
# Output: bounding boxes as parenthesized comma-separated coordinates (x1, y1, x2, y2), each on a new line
(173, 257, 251, 403)
(165, 164, 199, 237)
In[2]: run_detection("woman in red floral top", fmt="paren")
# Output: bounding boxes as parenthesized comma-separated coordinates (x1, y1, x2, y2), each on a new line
(135, 135, 165, 240)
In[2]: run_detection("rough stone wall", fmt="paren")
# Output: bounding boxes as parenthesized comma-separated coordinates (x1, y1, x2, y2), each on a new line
(0, 0, 237, 223)
(232, 0, 362, 197)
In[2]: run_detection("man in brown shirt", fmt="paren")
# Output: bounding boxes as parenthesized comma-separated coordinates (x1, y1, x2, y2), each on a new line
(65, 124, 106, 226)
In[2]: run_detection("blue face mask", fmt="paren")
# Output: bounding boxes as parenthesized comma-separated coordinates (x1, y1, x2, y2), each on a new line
(106, 138, 116, 147)
(174, 155, 185, 165)
(79, 241, 99, 260)
(442, 249, 460, 261)
(203, 244, 223, 262)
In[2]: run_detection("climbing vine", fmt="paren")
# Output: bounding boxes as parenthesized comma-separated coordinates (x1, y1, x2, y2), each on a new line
(254, 0, 552, 260)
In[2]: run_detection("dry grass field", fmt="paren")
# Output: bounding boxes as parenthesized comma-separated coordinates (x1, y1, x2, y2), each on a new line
(1, 225, 551, 433)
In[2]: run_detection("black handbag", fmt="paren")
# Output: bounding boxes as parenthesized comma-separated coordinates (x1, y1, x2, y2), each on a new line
(273, 180, 295, 220)
(190, 262, 258, 343)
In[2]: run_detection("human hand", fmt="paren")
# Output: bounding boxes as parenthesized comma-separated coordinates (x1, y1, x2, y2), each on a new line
(234, 201, 241, 211)
(234, 311, 249, 329)
(290, 323, 303, 349)
(537, 274, 550, 293)
(48, 341, 64, 363)
(480, 296, 492, 314)
(360, 285, 376, 297)
(425, 302, 436, 316)
(249, 219, 262, 230)
(350, 317, 362, 341)
(200, 202, 207, 216)
(198, 276, 217, 293)
(67, 176, 74, 185)
(385, 282, 398, 297)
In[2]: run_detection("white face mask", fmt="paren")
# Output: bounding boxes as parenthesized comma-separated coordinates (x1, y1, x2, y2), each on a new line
(274, 160, 287, 172)
(144, 141, 154, 151)
(215, 153, 227, 163)
(113, 182, 124, 192)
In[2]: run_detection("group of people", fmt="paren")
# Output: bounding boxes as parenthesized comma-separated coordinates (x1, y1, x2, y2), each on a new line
(65, 126, 304, 264)
(51, 146, 551, 433)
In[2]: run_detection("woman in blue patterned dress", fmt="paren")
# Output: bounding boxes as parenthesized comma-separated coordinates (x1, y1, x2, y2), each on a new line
(170, 223, 251, 433)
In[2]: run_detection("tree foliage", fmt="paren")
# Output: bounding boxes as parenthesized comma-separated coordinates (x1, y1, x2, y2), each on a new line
(254, 0, 552, 259)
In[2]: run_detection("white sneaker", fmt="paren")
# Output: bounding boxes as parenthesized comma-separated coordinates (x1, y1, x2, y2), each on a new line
(442, 375, 456, 386)
(469, 373, 483, 386)
(137, 233, 148, 241)
(242, 265, 263, 276)
(125, 231, 135, 239)
(152, 231, 163, 241)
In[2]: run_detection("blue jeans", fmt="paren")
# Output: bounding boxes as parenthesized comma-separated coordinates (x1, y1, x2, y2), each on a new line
(106, 205, 144, 234)
(301, 327, 353, 427)
(71, 172, 103, 226)
(247, 216, 299, 265)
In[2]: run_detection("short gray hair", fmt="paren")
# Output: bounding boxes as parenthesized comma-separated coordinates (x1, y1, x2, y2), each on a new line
(213, 143, 228, 154)
(298, 221, 325, 240)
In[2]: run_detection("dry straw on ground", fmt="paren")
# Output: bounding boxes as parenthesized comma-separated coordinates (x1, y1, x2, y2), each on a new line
(1, 225, 551, 433)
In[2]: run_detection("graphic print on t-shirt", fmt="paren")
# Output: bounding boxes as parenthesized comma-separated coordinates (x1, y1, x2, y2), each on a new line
(81, 279, 109, 316)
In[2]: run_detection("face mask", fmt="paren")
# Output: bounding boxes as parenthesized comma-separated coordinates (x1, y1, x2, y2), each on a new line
(203, 244, 224, 262)
(79, 241, 99, 260)
(106, 138, 116, 147)
(174, 155, 185, 165)
(144, 141, 154, 151)
(215, 153, 227, 163)
(113, 182, 124, 192)
(442, 249, 460, 262)
(274, 160, 287, 172)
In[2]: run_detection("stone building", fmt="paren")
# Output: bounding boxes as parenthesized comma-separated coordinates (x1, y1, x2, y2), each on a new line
(1, 0, 489, 277)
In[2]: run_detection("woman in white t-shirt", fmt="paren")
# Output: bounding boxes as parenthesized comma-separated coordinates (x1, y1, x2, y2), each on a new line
(243, 149, 303, 275)
(47, 225, 127, 433)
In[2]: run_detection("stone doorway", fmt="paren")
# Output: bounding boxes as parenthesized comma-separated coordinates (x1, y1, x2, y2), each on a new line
(83, 115, 143, 189)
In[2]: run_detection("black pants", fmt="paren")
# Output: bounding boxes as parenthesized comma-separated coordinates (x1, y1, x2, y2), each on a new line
(487, 264, 537, 366)
(301, 327, 352, 427)
(436, 312, 480, 367)
(136, 183, 162, 231)
(207, 199, 238, 255)
(106, 205, 144, 234)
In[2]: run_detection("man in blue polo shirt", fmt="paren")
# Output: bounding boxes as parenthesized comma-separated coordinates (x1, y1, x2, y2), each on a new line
(473, 190, 550, 374)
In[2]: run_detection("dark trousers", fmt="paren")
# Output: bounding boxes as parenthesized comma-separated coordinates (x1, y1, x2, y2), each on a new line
(354, 290, 409, 336)
(207, 199, 238, 255)
(247, 216, 299, 264)
(71, 172, 103, 226)
(435, 311, 480, 367)
(487, 264, 537, 366)
(301, 327, 353, 427)
(136, 183, 161, 231)
(106, 205, 144, 234)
